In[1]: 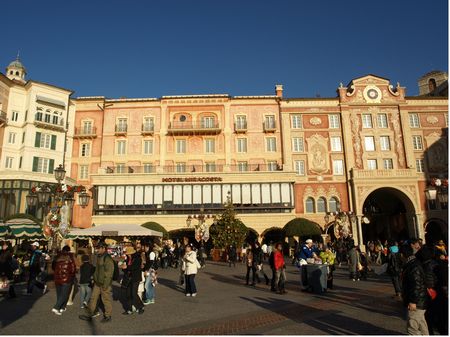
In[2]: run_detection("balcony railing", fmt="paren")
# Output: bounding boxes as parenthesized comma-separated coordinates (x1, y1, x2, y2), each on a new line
(263, 121, 276, 132)
(351, 168, 417, 179)
(168, 121, 221, 135)
(229, 163, 282, 172)
(234, 122, 248, 133)
(106, 165, 157, 174)
(115, 125, 128, 135)
(141, 124, 155, 135)
(0, 111, 6, 127)
(34, 113, 65, 131)
(74, 126, 97, 139)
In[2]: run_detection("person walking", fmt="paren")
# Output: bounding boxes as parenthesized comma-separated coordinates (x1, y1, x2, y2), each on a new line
(274, 243, 286, 294)
(79, 254, 95, 309)
(51, 246, 77, 315)
(387, 242, 402, 298)
(79, 242, 114, 323)
(182, 244, 200, 296)
(121, 246, 145, 315)
(0, 242, 17, 298)
(227, 244, 237, 267)
(320, 245, 336, 289)
(143, 243, 157, 305)
(254, 242, 270, 285)
(26, 242, 47, 295)
(401, 245, 428, 335)
(245, 246, 257, 286)
(348, 240, 360, 281)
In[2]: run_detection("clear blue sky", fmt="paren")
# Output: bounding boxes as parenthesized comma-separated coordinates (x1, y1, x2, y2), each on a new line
(2, 0, 448, 98)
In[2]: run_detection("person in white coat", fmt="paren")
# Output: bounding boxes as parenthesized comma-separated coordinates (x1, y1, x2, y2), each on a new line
(182, 244, 200, 297)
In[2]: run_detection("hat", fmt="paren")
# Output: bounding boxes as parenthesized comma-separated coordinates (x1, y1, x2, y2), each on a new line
(31, 242, 40, 247)
(436, 240, 445, 245)
(124, 246, 136, 255)
(305, 239, 313, 244)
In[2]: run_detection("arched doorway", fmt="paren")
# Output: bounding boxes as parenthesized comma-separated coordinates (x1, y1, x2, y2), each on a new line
(425, 219, 447, 245)
(245, 228, 259, 245)
(362, 187, 416, 244)
(261, 227, 285, 245)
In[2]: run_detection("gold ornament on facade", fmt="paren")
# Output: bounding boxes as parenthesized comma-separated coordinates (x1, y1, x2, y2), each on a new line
(426, 116, 439, 124)
(309, 117, 322, 125)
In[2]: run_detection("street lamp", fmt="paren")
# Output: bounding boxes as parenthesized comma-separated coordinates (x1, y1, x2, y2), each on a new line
(186, 206, 213, 243)
(26, 164, 91, 256)
(325, 206, 356, 240)
(425, 178, 448, 209)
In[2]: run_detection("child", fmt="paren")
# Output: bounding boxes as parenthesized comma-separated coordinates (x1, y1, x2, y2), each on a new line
(79, 255, 95, 309)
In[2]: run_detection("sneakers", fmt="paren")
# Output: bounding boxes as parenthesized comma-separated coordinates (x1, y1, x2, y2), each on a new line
(143, 300, 155, 305)
(101, 316, 112, 323)
(137, 308, 145, 314)
(43, 285, 48, 294)
(79, 314, 92, 321)
(122, 310, 133, 315)
(81, 305, 85, 309)
(60, 308, 67, 313)
(66, 301, 74, 306)
(185, 293, 191, 297)
(52, 308, 62, 316)
(92, 311, 101, 318)
(191, 293, 197, 297)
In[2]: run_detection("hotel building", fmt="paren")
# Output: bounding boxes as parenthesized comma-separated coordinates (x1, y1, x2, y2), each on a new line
(0, 57, 447, 245)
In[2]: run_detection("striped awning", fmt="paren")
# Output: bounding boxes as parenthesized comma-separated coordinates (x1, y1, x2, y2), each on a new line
(5, 218, 43, 239)
(0, 223, 10, 237)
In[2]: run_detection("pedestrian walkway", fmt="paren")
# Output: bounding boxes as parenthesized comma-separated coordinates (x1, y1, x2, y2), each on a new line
(0, 261, 405, 335)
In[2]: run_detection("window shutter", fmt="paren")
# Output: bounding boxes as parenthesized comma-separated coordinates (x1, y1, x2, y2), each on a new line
(48, 159, 54, 174)
(35, 132, 41, 148)
(32, 157, 38, 172)
(51, 135, 57, 150)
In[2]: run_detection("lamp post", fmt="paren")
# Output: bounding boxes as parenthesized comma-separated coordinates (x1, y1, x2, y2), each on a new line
(186, 206, 215, 244)
(325, 204, 357, 241)
(26, 164, 91, 257)
(425, 178, 448, 210)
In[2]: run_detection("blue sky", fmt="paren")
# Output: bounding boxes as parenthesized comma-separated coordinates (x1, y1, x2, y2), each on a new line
(2, 0, 448, 98)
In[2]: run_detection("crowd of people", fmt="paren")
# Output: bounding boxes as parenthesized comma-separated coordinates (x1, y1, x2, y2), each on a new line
(0, 236, 448, 335)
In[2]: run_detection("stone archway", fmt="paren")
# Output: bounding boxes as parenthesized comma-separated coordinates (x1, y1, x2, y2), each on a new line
(424, 219, 447, 244)
(362, 187, 416, 244)
(261, 227, 285, 245)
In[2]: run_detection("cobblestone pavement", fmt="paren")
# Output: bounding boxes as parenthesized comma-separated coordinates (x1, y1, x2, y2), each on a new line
(0, 261, 406, 335)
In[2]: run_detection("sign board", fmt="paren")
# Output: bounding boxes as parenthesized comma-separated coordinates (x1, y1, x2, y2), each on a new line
(102, 231, 119, 236)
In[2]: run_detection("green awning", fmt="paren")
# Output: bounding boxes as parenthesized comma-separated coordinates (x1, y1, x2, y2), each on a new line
(0, 223, 10, 237)
(5, 218, 43, 239)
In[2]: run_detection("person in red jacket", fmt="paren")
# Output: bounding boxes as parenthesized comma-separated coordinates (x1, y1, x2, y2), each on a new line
(274, 243, 286, 294)
(51, 245, 76, 315)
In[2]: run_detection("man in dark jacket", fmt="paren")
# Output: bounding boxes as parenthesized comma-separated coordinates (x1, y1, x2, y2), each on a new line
(79, 242, 114, 323)
(121, 246, 144, 315)
(26, 242, 46, 295)
(387, 242, 402, 297)
(401, 245, 428, 335)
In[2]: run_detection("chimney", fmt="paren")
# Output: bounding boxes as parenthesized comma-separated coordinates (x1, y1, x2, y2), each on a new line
(275, 84, 283, 98)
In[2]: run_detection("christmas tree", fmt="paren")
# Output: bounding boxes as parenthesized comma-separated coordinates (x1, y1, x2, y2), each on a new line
(211, 193, 248, 249)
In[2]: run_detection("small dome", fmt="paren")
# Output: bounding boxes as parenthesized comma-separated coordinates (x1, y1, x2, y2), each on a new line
(8, 58, 26, 72)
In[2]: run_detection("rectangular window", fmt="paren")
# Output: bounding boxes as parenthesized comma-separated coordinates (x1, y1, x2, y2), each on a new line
(380, 136, 391, 151)
(205, 139, 215, 153)
(267, 161, 278, 171)
(143, 140, 153, 154)
(367, 159, 377, 170)
(333, 160, 344, 175)
(238, 161, 248, 172)
(383, 159, 394, 170)
(292, 137, 304, 152)
(5, 157, 13, 169)
(8, 132, 16, 144)
(237, 138, 247, 153)
(416, 159, 425, 173)
(265, 115, 276, 129)
(362, 114, 373, 128)
(291, 114, 302, 129)
(235, 115, 247, 130)
(205, 162, 216, 172)
(52, 114, 59, 125)
(117, 140, 126, 155)
(409, 113, 420, 128)
(80, 165, 89, 179)
(33, 157, 54, 174)
(116, 163, 126, 174)
(176, 139, 186, 154)
(377, 114, 388, 128)
(329, 114, 340, 128)
(44, 113, 51, 123)
(330, 136, 342, 152)
(143, 117, 154, 131)
(81, 143, 91, 157)
(364, 136, 375, 151)
(143, 163, 153, 173)
(176, 163, 186, 173)
(412, 136, 423, 150)
(40, 134, 51, 149)
(117, 118, 127, 132)
(83, 121, 93, 134)
(202, 117, 215, 128)
(266, 137, 277, 152)
(11, 111, 19, 122)
(294, 160, 305, 176)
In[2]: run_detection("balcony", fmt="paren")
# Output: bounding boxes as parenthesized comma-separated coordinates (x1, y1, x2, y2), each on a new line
(167, 121, 221, 135)
(263, 121, 276, 133)
(230, 163, 283, 172)
(115, 125, 128, 136)
(141, 124, 155, 135)
(74, 126, 97, 139)
(106, 165, 157, 174)
(0, 111, 6, 127)
(350, 168, 417, 180)
(34, 113, 65, 132)
(234, 122, 247, 133)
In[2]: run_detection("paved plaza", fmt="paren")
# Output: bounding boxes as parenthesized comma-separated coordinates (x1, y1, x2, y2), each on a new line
(0, 261, 406, 335)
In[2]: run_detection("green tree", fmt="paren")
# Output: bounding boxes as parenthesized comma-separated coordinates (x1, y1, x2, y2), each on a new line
(211, 195, 248, 249)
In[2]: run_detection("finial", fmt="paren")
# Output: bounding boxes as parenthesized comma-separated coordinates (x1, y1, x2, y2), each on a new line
(339, 82, 344, 88)
(16, 50, 20, 61)
(396, 82, 400, 88)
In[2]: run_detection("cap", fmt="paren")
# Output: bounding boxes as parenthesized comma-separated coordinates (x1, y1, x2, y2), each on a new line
(31, 242, 40, 247)
(305, 239, 313, 244)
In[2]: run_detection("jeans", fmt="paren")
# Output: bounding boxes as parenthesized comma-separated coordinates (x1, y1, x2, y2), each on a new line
(54, 282, 72, 310)
(185, 274, 197, 294)
(246, 265, 256, 285)
(391, 275, 402, 295)
(144, 274, 154, 302)
(125, 281, 143, 311)
(87, 284, 112, 318)
(27, 272, 45, 294)
(275, 268, 286, 292)
(79, 283, 92, 306)
(407, 308, 429, 335)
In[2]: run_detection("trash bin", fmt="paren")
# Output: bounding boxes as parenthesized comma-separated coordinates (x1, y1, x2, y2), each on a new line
(303, 264, 328, 294)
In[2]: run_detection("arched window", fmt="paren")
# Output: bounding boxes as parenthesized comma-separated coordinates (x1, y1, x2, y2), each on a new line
(428, 78, 437, 92)
(317, 197, 327, 213)
(15, 71, 20, 76)
(9, 71, 13, 75)
(305, 197, 315, 213)
(329, 197, 339, 213)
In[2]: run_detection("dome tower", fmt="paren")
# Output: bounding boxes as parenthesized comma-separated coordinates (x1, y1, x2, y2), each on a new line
(6, 53, 27, 83)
